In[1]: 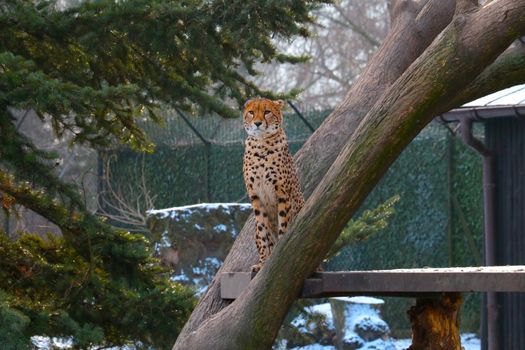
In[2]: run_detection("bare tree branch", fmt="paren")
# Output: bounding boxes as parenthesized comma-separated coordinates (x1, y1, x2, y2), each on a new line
(327, 5, 382, 47)
(97, 154, 156, 233)
(253, 0, 389, 109)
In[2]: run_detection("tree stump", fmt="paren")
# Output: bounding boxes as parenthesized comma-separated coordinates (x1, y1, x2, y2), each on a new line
(407, 293, 462, 350)
(331, 296, 390, 349)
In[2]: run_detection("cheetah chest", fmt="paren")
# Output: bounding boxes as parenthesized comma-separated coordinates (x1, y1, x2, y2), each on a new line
(246, 154, 284, 231)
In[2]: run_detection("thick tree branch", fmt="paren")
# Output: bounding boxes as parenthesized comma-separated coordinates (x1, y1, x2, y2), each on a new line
(174, 0, 525, 348)
(175, 0, 456, 346)
(450, 42, 525, 107)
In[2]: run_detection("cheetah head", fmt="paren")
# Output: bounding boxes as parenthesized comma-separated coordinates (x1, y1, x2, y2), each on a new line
(243, 98, 285, 139)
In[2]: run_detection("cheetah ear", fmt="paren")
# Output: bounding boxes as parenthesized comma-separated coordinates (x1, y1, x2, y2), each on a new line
(275, 99, 285, 110)
(243, 98, 254, 109)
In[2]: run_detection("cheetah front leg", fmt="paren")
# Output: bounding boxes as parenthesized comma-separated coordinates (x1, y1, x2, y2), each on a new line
(249, 194, 275, 273)
(275, 186, 291, 240)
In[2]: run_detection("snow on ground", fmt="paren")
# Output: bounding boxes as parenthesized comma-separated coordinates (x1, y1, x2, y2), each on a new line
(308, 302, 333, 324)
(214, 223, 228, 232)
(32, 337, 73, 349)
(286, 297, 480, 350)
(289, 334, 480, 350)
(32, 335, 480, 350)
(31, 337, 143, 350)
(395, 334, 480, 350)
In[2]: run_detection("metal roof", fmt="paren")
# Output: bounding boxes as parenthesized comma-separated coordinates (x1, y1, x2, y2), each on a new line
(439, 84, 525, 122)
(463, 84, 525, 107)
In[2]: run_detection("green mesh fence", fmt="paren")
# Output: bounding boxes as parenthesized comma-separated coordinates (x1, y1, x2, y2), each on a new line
(325, 123, 484, 334)
(100, 108, 329, 208)
(101, 110, 484, 334)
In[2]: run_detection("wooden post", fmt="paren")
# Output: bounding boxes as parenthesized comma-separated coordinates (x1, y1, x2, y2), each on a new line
(407, 293, 462, 350)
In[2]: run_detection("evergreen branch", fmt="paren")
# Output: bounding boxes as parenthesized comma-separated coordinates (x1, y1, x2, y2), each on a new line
(0, 169, 153, 273)
(0, 109, 84, 210)
(325, 195, 400, 261)
(0, 170, 85, 241)
(0, 53, 156, 150)
(1, 0, 327, 122)
(0, 230, 195, 349)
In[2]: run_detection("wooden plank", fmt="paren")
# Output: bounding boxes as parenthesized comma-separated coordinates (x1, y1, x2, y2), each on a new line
(220, 266, 525, 299)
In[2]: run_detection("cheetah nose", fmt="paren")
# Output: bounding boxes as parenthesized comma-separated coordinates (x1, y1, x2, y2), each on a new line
(254, 121, 262, 127)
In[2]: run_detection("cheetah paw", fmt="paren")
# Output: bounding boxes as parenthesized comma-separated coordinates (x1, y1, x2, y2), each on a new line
(251, 263, 262, 273)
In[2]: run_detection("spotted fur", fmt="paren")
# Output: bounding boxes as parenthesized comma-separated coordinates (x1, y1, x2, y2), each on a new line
(242, 97, 304, 272)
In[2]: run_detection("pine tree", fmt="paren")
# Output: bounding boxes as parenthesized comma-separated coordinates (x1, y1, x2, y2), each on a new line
(0, 0, 329, 348)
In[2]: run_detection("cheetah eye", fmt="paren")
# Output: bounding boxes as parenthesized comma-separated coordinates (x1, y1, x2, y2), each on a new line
(264, 110, 271, 116)
(246, 110, 254, 117)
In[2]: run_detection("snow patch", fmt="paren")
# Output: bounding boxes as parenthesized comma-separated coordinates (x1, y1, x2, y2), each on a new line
(170, 272, 190, 282)
(213, 224, 228, 232)
(308, 303, 333, 325)
(290, 345, 334, 350)
(32, 337, 73, 349)
(332, 296, 384, 305)
(286, 297, 481, 350)
(147, 202, 251, 216)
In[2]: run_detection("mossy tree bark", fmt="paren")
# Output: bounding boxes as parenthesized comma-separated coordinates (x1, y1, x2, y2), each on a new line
(174, 1, 525, 349)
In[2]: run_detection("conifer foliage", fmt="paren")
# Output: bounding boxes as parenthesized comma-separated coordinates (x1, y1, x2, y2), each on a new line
(0, 0, 328, 348)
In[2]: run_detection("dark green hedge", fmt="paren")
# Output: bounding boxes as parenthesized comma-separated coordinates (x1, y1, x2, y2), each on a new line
(103, 110, 328, 207)
(103, 141, 307, 208)
(104, 119, 484, 334)
(326, 124, 483, 334)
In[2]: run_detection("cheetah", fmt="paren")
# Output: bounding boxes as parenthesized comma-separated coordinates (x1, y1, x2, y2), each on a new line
(242, 97, 304, 272)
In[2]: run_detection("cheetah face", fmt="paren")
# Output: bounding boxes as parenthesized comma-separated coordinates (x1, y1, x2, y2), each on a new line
(243, 98, 284, 139)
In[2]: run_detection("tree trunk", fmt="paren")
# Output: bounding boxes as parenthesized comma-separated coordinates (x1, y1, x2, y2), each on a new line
(173, 1, 525, 349)
(408, 294, 462, 350)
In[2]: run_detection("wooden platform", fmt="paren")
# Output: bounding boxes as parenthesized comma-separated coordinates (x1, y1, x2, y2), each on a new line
(220, 266, 525, 299)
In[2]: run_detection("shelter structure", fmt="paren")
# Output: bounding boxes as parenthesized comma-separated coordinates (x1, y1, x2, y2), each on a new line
(440, 84, 525, 350)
